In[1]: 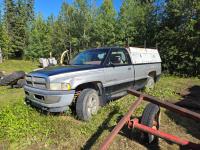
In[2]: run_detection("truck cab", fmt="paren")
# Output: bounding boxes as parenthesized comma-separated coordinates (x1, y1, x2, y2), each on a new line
(24, 47, 161, 120)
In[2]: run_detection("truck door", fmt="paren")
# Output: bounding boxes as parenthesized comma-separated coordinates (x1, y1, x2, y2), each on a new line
(103, 48, 134, 93)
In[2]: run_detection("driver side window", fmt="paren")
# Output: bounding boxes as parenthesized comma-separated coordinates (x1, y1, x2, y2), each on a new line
(108, 49, 130, 66)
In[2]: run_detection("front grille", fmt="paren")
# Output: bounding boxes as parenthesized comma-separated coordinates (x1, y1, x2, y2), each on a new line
(26, 75, 47, 89)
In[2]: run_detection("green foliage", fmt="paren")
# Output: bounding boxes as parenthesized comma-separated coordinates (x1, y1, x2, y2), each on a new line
(94, 0, 117, 46)
(26, 14, 52, 59)
(51, 2, 78, 58)
(4, 0, 34, 58)
(1, 60, 200, 149)
(0, 102, 55, 142)
(0, 59, 38, 73)
(157, 0, 200, 76)
(0, 0, 200, 76)
(0, 23, 11, 58)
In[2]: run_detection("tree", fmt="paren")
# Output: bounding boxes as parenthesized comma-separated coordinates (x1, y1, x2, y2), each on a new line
(73, 0, 92, 49)
(26, 0, 34, 22)
(4, 0, 15, 35)
(117, 0, 155, 47)
(91, 0, 116, 47)
(4, 0, 34, 58)
(4, 0, 15, 56)
(51, 2, 74, 58)
(157, 0, 200, 76)
(0, 0, 199, 76)
(26, 14, 52, 59)
(0, 20, 10, 59)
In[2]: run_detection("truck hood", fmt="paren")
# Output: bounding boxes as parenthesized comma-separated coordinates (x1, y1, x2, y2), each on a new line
(29, 65, 102, 77)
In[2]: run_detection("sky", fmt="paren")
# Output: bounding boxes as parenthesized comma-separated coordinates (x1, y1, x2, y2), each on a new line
(35, 0, 122, 18)
(0, 0, 123, 19)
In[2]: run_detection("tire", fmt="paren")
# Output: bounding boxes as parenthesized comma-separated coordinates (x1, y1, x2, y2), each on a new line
(145, 76, 155, 89)
(140, 103, 160, 144)
(0, 71, 25, 86)
(17, 79, 26, 87)
(12, 79, 26, 88)
(0, 71, 5, 79)
(76, 88, 100, 121)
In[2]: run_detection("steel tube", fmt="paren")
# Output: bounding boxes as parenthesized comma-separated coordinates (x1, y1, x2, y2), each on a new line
(133, 119, 189, 145)
(99, 96, 143, 150)
(128, 89, 200, 121)
(132, 119, 200, 149)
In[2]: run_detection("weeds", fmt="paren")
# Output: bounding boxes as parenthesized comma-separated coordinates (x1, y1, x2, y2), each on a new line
(0, 60, 200, 149)
(0, 102, 55, 143)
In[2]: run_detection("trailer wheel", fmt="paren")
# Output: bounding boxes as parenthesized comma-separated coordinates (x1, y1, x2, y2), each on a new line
(140, 103, 160, 144)
(76, 88, 100, 121)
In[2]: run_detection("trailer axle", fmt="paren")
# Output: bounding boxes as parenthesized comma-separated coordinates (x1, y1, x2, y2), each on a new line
(99, 89, 200, 150)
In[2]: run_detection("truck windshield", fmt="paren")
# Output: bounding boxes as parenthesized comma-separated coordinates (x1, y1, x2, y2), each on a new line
(71, 49, 108, 65)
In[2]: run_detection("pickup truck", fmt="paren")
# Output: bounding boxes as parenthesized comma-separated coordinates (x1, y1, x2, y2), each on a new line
(24, 47, 161, 120)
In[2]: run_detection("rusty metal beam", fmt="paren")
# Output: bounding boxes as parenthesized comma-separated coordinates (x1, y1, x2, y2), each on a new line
(133, 119, 188, 145)
(128, 89, 200, 121)
(99, 96, 143, 150)
(132, 119, 200, 149)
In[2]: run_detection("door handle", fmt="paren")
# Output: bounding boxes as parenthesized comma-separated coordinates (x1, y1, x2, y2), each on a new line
(128, 67, 131, 70)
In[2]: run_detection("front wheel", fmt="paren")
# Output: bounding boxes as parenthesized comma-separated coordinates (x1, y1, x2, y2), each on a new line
(76, 88, 100, 121)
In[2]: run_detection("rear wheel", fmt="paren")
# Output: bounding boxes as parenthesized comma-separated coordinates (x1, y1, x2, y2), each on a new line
(140, 103, 160, 143)
(145, 76, 155, 89)
(76, 88, 100, 121)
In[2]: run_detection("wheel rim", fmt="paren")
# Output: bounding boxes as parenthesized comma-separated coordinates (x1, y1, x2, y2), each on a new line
(147, 78, 154, 88)
(87, 95, 98, 116)
(149, 111, 160, 142)
(152, 120, 158, 130)
(152, 112, 159, 129)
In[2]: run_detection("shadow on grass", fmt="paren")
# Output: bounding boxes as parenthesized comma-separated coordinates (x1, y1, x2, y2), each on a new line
(166, 85, 200, 140)
(176, 85, 200, 111)
(82, 111, 161, 150)
(82, 107, 118, 150)
(117, 116, 161, 150)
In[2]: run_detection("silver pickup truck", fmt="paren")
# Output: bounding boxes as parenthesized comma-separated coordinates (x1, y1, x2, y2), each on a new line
(24, 47, 161, 120)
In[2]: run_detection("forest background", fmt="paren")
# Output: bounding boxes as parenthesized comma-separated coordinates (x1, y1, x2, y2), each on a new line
(0, 0, 199, 76)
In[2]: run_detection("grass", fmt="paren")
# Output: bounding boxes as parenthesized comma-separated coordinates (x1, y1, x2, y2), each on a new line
(0, 60, 200, 150)
(0, 59, 38, 74)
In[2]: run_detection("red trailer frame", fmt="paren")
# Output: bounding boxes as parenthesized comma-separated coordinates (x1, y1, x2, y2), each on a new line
(100, 89, 200, 150)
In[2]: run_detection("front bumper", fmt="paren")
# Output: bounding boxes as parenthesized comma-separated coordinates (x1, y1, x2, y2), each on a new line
(24, 85, 75, 112)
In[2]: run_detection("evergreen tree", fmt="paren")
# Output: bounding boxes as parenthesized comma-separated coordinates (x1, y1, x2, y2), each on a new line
(0, 0, 199, 76)
(26, 0, 34, 22)
(157, 0, 200, 76)
(26, 14, 52, 59)
(4, 0, 15, 36)
(24, 0, 35, 55)
(51, 2, 74, 58)
(4, 0, 34, 58)
(11, 0, 26, 57)
(4, 0, 15, 56)
(73, 0, 92, 49)
(0, 11, 10, 59)
(117, 0, 155, 47)
(93, 0, 116, 47)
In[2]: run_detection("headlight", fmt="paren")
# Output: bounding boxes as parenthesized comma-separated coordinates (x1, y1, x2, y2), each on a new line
(49, 83, 71, 90)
